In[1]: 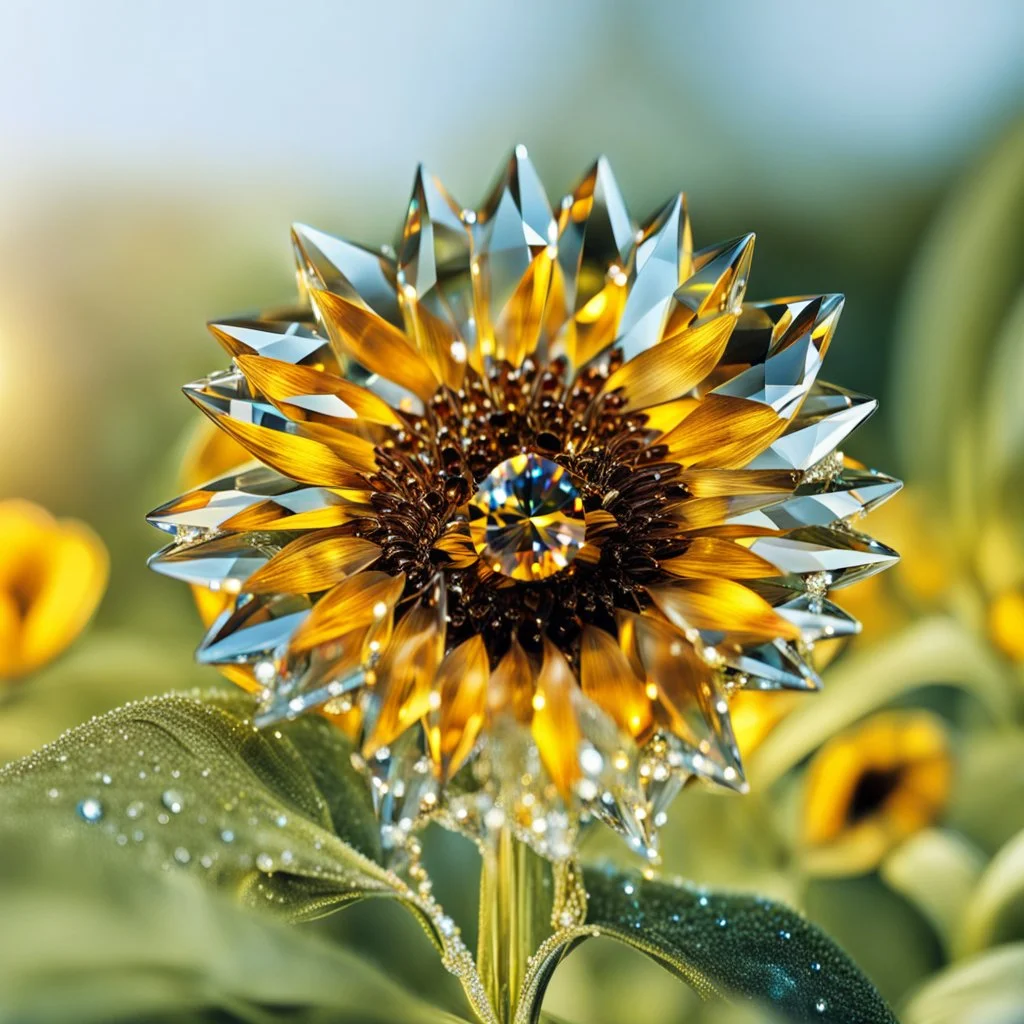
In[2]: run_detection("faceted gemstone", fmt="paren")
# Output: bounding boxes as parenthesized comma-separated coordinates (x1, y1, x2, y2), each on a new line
(468, 454, 585, 581)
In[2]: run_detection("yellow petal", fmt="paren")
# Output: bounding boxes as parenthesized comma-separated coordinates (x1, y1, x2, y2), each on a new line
(429, 635, 490, 779)
(363, 598, 445, 756)
(661, 537, 780, 581)
(478, 249, 556, 369)
(677, 468, 800, 498)
(188, 409, 373, 488)
(532, 638, 582, 800)
(243, 533, 381, 594)
(290, 571, 404, 654)
(580, 625, 652, 740)
(487, 639, 535, 723)
(311, 288, 439, 402)
(236, 354, 403, 433)
(660, 395, 788, 469)
(0, 501, 108, 680)
(604, 314, 736, 412)
(648, 579, 801, 644)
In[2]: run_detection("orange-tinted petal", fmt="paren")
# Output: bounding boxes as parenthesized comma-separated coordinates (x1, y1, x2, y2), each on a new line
(648, 579, 800, 645)
(531, 639, 582, 800)
(312, 288, 439, 402)
(243, 533, 381, 594)
(430, 634, 490, 779)
(290, 571, 404, 654)
(580, 624, 652, 740)
(661, 395, 788, 469)
(661, 537, 780, 581)
(604, 314, 736, 412)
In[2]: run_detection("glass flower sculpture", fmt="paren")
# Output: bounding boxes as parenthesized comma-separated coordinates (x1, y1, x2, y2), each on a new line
(148, 148, 900, 862)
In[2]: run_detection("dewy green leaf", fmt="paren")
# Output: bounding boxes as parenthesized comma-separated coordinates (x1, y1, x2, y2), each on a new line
(0, 689, 499, 1023)
(519, 868, 896, 1024)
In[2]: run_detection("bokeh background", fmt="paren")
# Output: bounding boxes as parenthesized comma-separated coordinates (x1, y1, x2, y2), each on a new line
(1, 2, 1022, 1021)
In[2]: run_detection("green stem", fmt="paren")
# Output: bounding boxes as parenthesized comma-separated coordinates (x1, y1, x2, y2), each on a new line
(477, 828, 548, 1023)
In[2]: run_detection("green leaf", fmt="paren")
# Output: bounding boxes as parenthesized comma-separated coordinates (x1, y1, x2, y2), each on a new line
(959, 828, 1024, 956)
(0, 690, 502, 1022)
(879, 828, 985, 958)
(749, 617, 1013, 789)
(893, 120, 1024, 504)
(0, 825, 468, 1024)
(901, 943, 1024, 1024)
(519, 868, 896, 1024)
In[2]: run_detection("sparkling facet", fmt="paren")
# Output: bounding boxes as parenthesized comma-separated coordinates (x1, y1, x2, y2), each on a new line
(468, 454, 585, 581)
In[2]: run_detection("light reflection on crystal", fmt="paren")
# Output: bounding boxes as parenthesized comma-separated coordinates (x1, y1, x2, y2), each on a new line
(468, 454, 585, 581)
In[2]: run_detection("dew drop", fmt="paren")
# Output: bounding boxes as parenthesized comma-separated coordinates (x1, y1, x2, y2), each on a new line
(220, 829, 235, 844)
(779, 929, 791, 940)
(811, 961, 821, 972)
(47, 788, 60, 800)
(173, 847, 191, 865)
(77, 798, 104, 823)
(815, 998, 827, 1013)
(275, 813, 288, 828)
(126, 800, 144, 819)
(256, 852, 274, 872)
(161, 790, 184, 814)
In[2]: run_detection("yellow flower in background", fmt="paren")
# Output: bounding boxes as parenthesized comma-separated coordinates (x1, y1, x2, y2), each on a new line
(0, 500, 108, 681)
(801, 711, 952, 877)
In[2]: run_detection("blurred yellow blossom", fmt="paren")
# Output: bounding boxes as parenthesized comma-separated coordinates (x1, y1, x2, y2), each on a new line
(0, 500, 108, 681)
(801, 710, 952, 877)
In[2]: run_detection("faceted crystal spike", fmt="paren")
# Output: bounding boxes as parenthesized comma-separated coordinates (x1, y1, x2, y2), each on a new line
(196, 592, 311, 666)
(774, 593, 861, 641)
(552, 156, 636, 365)
(622, 612, 746, 791)
(397, 166, 475, 344)
(639, 733, 689, 822)
(667, 234, 755, 329)
(468, 453, 586, 581)
(147, 531, 293, 592)
(254, 625, 374, 728)
(720, 469, 902, 531)
(208, 316, 338, 374)
(722, 294, 844, 370)
(573, 691, 656, 859)
(750, 526, 899, 588)
(615, 193, 693, 363)
(747, 382, 878, 471)
(473, 146, 557, 366)
(712, 328, 823, 419)
(361, 725, 438, 856)
(726, 638, 822, 692)
(146, 466, 361, 538)
(183, 369, 376, 486)
(291, 223, 402, 327)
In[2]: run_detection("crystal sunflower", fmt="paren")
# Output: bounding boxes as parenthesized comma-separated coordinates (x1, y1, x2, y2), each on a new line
(148, 148, 900, 861)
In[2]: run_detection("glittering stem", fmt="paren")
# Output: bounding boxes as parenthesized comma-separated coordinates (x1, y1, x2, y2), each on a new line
(478, 828, 549, 1023)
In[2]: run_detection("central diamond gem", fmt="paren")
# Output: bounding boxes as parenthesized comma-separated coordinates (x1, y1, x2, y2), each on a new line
(468, 453, 586, 581)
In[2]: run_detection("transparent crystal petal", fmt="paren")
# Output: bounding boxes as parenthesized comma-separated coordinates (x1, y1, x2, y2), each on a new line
(196, 592, 311, 667)
(750, 526, 900, 588)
